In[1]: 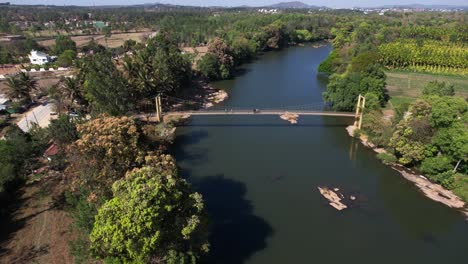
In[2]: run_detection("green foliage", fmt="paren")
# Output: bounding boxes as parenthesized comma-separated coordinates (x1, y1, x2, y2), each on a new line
(430, 171, 457, 190)
(432, 123, 468, 161)
(124, 33, 192, 99)
(56, 49, 76, 67)
(54, 35, 77, 55)
(0, 127, 34, 192)
(198, 53, 220, 80)
(350, 51, 380, 73)
(379, 40, 468, 75)
(318, 50, 339, 74)
(425, 96, 467, 128)
(292, 29, 312, 43)
(48, 114, 78, 146)
(323, 64, 387, 111)
(422, 81, 455, 96)
(81, 52, 133, 115)
(90, 166, 209, 263)
(420, 156, 453, 176)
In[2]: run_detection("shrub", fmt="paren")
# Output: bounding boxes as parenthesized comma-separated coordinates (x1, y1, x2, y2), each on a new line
(420, 156, 453, 176)
(431, 171, 457, 190)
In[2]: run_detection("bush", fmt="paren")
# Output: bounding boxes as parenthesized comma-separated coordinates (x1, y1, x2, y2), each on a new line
(431, 171, 457, 190)
(377, 152, 397, 165)
(420, 156, 453, 176)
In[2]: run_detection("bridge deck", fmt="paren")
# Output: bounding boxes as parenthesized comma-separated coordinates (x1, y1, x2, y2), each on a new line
(165, 110, 355, 117)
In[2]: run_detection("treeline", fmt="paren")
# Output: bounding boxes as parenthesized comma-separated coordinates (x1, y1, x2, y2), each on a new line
(361, 82, 468, 201)
(379, 40, 468, 75)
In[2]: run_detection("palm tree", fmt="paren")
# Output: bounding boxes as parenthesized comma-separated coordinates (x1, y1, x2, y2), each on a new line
(60, 76, 82, 109)
(5, 76, 29, 101)
(18, 72, 37, 94)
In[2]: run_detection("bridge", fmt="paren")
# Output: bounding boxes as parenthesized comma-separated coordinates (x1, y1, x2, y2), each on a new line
(164, 110, 356, 117)
(150, 94, 366, 129)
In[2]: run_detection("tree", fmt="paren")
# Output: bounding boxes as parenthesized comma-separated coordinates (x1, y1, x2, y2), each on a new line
(67, 115, 143, 197)
(90, 166, 209, 263)
(323, 65, 387, 111)
(124, 34, 192, 99)
(102, 26, 112, 47)
(5, 76, 28, 101)
(18, 72, 37, 97)
(427, 96, 467, 128)
(420, 156, 453, 176)
(54, 35, 77, 55)
(48, 114, 78, 146)
(81, 52, 134, 115)
(432, 123, 468, 162)
(56, 49, 77, 67)
(206, 37, 234, 79)
(198, 53, 220, 80)
(0, 127, 33, 192)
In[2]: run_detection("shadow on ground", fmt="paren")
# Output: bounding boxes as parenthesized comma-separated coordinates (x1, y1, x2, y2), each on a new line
(194, 175, 273, 264)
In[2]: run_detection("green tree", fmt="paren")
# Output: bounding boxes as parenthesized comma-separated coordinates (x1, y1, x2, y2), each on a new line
(56, 49, 77, 67)
(420, 156, 453, 176)
(81, 52, 134, 115)
(124, 34, 192, 99)
(54, 35, 77, 55)
(423, 81, 455, 97)
(90, 166, 209, 263)
(198, 53, 220, 80)
(48, 114, 78, 146)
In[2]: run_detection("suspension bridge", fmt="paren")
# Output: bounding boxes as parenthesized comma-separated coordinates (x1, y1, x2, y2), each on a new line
(143, 94, 366, 129)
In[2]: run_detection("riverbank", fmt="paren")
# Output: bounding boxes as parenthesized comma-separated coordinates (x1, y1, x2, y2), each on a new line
(346, 125, 468, 218)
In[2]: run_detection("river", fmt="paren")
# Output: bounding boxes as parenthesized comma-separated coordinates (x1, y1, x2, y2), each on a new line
(172, 44, 468, 264)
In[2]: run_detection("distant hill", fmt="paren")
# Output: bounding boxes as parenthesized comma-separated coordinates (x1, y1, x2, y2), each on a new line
(374, 4, 467, 10)
(267, 1, 318, 9)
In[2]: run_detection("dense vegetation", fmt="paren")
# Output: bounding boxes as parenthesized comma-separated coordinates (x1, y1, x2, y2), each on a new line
(1, 5, 468, 263)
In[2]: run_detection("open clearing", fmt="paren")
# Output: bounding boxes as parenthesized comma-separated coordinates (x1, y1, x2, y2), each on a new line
(386, 71, 468, 109)
(0, 175, 74, 264)
(37, 31, 154, 48)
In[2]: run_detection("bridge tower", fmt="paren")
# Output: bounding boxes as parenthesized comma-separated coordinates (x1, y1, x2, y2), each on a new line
(155, 95, 162, 122)
(354, 94, 366, 129)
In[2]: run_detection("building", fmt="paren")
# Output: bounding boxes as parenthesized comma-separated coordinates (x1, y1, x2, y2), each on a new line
(0, 94, 9, 111)
(29, 50, 52, 65)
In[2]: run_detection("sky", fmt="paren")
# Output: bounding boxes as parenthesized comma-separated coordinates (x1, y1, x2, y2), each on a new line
(6, 0, 468, 8)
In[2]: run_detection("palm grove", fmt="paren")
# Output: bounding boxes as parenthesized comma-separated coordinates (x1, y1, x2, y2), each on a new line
(0, 6, 467, 263)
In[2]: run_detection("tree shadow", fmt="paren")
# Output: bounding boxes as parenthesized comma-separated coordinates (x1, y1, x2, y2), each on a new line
(171, 129, 210, 165)
(193, 175, 273, 264)
(0, 189, 27, 257)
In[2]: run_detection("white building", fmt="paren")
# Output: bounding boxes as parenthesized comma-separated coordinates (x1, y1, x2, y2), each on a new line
(0, 94, 9, 111)
(29, 50, 52, 65)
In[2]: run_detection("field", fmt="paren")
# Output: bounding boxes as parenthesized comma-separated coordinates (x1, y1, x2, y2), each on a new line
(37, 31, 154, 49)
(385, 71, 468, 109)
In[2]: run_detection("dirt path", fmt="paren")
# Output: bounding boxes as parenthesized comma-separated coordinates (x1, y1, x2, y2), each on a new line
(0, 176, 74, 264)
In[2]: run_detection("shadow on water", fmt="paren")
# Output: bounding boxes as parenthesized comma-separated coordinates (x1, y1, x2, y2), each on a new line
(193, 175, 273, 264)
(171, 130, 210, 165)
(180, 123, 351, 128)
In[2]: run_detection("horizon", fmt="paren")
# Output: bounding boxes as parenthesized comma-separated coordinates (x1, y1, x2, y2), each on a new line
(5, 0, 468, 8)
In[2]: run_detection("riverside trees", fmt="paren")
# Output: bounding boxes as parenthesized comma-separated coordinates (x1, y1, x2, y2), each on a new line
(65, 115, 209, 262)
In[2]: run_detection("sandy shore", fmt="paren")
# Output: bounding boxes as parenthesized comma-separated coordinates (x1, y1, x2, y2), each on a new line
(346, 125, 468, 218)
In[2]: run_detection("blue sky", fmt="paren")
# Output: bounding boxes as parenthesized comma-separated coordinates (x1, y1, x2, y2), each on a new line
(7, 0, 467, 8)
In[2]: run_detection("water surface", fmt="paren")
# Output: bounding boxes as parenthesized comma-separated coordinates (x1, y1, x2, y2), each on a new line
(173, 45, 468, 264)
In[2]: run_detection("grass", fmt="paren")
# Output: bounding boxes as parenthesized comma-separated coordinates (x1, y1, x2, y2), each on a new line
(385, 70, 468, 99)
(385, 70, 468, 111)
